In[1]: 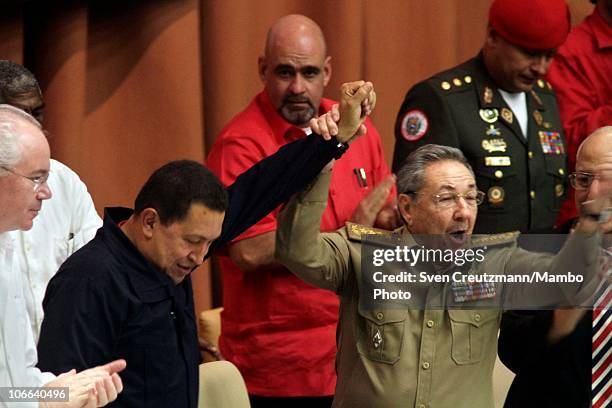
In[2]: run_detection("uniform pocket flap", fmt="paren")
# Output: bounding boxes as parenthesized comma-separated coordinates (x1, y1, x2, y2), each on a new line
(358, 307, 408, 325)
(448, 309, 497, 328)
(543, 158, 566, 178)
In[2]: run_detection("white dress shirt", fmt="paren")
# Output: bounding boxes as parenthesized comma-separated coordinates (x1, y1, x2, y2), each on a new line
(0, 232, 55, 404)
(15, 159, 102, 341)
(499, 89, 528, 138)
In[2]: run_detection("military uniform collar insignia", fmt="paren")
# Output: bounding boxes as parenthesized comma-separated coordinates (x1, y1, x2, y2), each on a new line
(530, 90, 543, 108)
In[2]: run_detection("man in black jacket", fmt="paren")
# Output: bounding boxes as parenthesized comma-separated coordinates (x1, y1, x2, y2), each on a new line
(36, 81, 375, 407)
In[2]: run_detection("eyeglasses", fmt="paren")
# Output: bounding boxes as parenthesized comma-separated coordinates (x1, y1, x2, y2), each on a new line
(406, 190, 485, 208)
(569, 172, 604, 190)
(1, 166, 50, 191)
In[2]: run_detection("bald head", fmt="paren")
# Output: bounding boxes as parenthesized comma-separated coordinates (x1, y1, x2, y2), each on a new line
(577, 127, 612, 163)
(259, 14, 331, 127)
(0, 104, 51, 233)
(573, 126, 612, 214)
(264, 14, 327, 58)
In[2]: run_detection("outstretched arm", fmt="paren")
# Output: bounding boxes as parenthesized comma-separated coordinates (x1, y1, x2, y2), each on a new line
(210, 81, 377, 254)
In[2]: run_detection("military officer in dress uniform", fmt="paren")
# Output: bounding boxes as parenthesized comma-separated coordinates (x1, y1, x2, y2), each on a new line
(392, 0, 571, 234)
(276, 136, 606, 407)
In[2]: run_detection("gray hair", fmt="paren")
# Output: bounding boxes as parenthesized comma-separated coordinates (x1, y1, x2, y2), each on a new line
(0, 104, 42, 176)
(396, 144, 474, 195)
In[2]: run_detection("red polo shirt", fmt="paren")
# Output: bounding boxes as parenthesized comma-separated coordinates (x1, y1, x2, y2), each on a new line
(547, 8, 612, 227)
(206, 91, 393, 396)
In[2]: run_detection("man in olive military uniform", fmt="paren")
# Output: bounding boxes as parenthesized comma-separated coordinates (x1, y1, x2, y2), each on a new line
(277, 125, 606, 406)
(392, 0, 571, 234)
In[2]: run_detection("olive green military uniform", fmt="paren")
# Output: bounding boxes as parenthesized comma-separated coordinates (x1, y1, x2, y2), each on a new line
(392, 54, 567, 234)
(276, 171, 599, 408)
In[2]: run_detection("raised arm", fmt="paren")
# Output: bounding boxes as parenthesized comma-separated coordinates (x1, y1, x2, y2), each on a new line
(210, 81, 377, 254)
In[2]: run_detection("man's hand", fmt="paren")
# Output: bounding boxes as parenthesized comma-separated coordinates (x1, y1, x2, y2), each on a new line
(374, 201, 400, 230)
(350, 174, 396, 227)
(548, 309, 587, 344)
(309, 81, 376, 142)
(42, 359, 126, 408)
(338, 81, 376, 143)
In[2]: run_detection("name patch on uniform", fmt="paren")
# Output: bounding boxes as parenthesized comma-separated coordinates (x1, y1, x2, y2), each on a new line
(400, 110, 428, 141)
(539, 131, 565, 155)
(485, 156, 511, 166)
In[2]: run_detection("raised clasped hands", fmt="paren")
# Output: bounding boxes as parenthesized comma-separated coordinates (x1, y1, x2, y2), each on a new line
(310, 81, 376, 143)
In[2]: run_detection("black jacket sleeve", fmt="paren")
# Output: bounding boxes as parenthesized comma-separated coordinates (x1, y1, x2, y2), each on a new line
(208, 134, 346, 255)
(37, 264, 125, 374)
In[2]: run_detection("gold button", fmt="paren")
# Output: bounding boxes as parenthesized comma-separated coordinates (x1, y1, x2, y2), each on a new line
(426, 320, 435, 328)
(464, 75, 472, 84)
(474, 313, 481, 322)
(558, 168, 565, 176)
(494, 170, 503, 179)
(376, 312, 384, 320)
(555, 184, 564, 197)
(530, 191, 536, 199)
(453, 78, 462, 87)
(528, 151, 534, 159)
(537, 79, 545, 88)
(422, 362, 430, 370)
(441, 81, 451, 90)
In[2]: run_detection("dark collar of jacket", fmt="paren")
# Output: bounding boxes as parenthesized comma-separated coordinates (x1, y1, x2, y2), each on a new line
(102, 206, 180, 303)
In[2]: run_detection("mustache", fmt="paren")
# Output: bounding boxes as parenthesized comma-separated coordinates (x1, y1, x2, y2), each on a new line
(282, 95, 314, 107)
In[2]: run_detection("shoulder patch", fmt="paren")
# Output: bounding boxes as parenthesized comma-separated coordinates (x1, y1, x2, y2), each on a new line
(346, 222, 395, 242)
(400, 109, 428, 141)
(470, 231, 520, 248)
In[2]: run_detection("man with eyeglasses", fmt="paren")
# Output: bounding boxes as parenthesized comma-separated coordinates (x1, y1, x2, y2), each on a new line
(392, 0, 569, 234)
(0, 60, 101, 342)
(276, 104, 609, 406)
(499, 126, 612, 408)
(0, 104, 126, 407)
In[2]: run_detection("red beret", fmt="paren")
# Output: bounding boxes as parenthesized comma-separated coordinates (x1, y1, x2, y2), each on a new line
(489, 0, 570, 50)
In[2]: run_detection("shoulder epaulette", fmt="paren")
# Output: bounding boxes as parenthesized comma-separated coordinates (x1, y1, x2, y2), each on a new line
(429, 72, 474, 93)
(345, 222, 397, 242)
(470, 231, 520, 248)
(534, 79, 555, 94)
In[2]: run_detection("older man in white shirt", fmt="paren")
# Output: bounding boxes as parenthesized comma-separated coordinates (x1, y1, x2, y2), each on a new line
(0, 104, 123, 408)
(0, 60, 102, 340)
